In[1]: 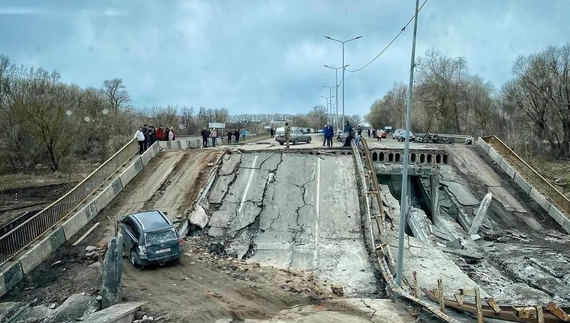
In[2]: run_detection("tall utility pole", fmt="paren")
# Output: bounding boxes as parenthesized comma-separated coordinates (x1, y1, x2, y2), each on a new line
(396, 0, 420, 287)
(325, 36, 362, 131)
(324, 64, 349, 131)
(322, 85, 335, 123)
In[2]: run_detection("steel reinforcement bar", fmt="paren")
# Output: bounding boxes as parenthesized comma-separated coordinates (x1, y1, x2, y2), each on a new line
(0, 139, 139, 266)
(482, 135, 570, 217)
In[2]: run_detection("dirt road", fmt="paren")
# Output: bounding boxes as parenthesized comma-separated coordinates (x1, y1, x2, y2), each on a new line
(1, 149, 331, 322)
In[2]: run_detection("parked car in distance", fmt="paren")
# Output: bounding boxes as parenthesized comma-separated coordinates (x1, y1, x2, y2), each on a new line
(276, 129, 312, 145)
(119, 210, 184, 268)
(275, 127, 285, 139)
(393, 129, 416, 142)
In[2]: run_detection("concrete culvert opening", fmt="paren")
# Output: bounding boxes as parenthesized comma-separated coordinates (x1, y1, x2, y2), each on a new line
(372, 152, 378, 161)
(388, 153, 394, 162)
(443, 154, 448, 164)
(436, 154, 441, 164)
(420, 154, 425, 163)
(379, 152, 385, 162)
(411, 153, 417, 163)
(427, 154, 433, 164)
(377, 174, 433, 236)
(395, 153, 401, 163)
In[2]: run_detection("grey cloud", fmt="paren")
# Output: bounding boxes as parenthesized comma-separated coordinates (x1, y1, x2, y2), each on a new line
(1, 0, 568, 116)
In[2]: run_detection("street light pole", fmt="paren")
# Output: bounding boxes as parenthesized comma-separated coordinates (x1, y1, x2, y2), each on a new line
(322, 85, 335, 123)
(324, 64, 349, 131)
(325, 35, 362, 132)
(395, 0, 420, 287)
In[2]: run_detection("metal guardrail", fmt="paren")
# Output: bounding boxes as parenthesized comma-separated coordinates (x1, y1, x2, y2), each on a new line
(483, 135, 570, 217)
(0, 139, 139, 266)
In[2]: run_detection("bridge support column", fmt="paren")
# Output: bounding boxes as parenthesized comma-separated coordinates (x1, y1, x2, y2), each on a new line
(430, 175, 440, 226)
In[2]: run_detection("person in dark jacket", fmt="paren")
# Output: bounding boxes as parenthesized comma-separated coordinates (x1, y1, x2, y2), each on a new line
(227, 130, 233, 144)
(201, 127, 209, 147)
(343, 121, 354, 147)
(149, 126, 156, 145)
(234, 129, 240, 144)
(142, 124, 150, 151)
(323, 122, 334, 148)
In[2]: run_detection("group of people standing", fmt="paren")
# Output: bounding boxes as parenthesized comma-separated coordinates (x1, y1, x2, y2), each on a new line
(134, 124, 176, 154)
(201, 127, 246, 148)
(367, 128, 384, 141)
(320, 121, 359, 148)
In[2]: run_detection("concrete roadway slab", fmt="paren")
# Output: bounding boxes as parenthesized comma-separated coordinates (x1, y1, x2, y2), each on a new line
(209, 153, 376, 296)
(152, 150, 222, 219)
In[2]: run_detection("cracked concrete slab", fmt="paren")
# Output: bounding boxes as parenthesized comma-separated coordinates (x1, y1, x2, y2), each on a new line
(208, 152, 377, 297)
(440, 180, 479, 206)
(219, 153, 242, 175)
(209, 174, 236, 205)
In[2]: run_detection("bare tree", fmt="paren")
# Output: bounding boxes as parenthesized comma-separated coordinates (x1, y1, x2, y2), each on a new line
(502, 44, 570, 157)
(103, 78, 130, 113)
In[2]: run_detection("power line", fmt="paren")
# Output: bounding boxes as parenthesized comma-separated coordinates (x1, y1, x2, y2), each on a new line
(346, 0, 428, 73)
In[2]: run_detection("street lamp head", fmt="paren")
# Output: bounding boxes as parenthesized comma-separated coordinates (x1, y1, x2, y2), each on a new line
(355, 36, 362, 40)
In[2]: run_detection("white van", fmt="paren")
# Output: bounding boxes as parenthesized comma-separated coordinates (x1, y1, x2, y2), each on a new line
(275, 127, 285, 139)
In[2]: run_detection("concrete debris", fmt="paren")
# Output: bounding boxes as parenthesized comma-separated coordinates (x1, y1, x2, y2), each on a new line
(79, 301, 146, 323)
(468, 192, 492, 235)
(85, 246, 98, 252)
(441, 181, 479, 206)
(330, 285, 344, 297)
(49, 303, 56, 309)
(89, 262, 102, 269)
(189, 204, 209, 229)
(101, 233, 124, 309)
(45, 294, 100, 323)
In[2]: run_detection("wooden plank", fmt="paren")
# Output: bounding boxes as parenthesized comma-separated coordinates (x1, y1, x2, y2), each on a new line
(437, 279, 445, 313)
(475, 288, 483, 323)
(459, 288, 476, 297)
(536, 305, 544, 323)
(72, 222, 100, 246)
(412, 271, 418, 298)
(454, 294, 463, 306)
(546, 301, 569, 321)
(486, 298, 501, 314)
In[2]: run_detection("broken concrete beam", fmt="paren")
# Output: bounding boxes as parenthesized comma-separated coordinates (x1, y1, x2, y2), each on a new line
(468, 192, 492, 236)
(47, 294, 100, 323)
(101, 233, 123, 309)
(80, 301, 146, 323)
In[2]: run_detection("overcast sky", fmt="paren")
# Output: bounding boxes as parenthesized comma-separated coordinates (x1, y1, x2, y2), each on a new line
(1, 0, 569, 116)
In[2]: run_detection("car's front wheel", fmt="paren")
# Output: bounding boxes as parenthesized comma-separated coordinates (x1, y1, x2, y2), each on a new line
(294, 139, 298, 145)
(279, 141, 284, 145)
(308, 137, 312, 143)
(130, 250, 141, 268)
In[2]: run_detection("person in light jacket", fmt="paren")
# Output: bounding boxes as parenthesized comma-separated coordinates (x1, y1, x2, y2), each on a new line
(211, 129, 217, 147)
(134, 127, 145, 154)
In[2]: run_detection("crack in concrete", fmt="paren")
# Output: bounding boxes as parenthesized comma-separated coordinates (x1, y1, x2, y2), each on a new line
(360, 299, 378, 319)
(231, 153, 285, 258)
(216, 155, 243, 205)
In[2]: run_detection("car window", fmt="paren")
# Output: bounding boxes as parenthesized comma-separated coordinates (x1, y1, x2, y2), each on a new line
(123, 218, 140, 240)
(145, 229, 177, 245)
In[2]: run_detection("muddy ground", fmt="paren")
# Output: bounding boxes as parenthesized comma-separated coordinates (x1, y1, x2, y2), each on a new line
(1, 149, 332, 322)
